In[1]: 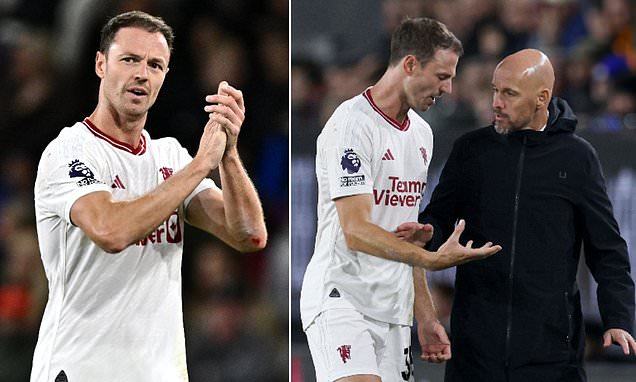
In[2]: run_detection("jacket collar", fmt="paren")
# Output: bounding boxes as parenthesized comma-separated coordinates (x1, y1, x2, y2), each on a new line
(545, 96, 577, 135)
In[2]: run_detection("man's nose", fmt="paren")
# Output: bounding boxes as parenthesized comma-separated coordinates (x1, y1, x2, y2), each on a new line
(440, 79, 452, 95)
(135, 63, 149, 80)
(492, 93, 503, 109)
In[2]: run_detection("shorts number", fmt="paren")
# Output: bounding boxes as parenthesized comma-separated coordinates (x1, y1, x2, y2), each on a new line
(401, 346, 414, 380)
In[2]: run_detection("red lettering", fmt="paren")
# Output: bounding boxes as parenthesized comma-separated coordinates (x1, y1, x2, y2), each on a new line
(166, 212, 182, 243)
(135, 211, 181, 246)
(388, 176, 399, 191)
(373, 189, 385, 204)
(373, 176, 427, 207)
(371, 190, 424, 207)
(156, 227, 164, 243)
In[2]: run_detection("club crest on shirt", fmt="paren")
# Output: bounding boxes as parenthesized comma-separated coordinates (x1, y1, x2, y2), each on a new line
(340, 148, 361, 174)
(159, 167, 174, 180)
(419, 147, 428, 166)
(337, 344, 351, 363)
(68, 159, 102, 187)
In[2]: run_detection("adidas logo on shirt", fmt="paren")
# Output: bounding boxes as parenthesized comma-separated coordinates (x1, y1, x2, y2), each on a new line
(382, 149, 395, 161)
(111, 175, 126, 189)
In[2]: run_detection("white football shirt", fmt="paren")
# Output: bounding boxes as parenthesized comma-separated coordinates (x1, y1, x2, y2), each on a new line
(300, 88, 433, 329)
(32, 118, 216, 382)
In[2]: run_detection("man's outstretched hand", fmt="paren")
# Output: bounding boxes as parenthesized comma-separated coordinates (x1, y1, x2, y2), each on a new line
(429, 219, 502, 270)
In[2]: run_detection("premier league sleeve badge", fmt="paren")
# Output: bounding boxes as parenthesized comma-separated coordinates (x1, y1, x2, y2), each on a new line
(340, 148, 361, 174)
(339, 148, 365, 187)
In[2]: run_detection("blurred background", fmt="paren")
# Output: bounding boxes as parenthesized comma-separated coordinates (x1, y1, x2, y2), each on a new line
(291, 0, 636, 381)
(0, 0, 288, 381)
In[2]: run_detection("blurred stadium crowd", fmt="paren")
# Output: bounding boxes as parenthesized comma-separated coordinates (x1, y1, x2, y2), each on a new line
(0, 0, 288, 381)
(292, 0, 636, 379)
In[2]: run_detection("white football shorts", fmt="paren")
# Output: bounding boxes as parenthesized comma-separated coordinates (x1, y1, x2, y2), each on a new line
(305, 308, 415, 382)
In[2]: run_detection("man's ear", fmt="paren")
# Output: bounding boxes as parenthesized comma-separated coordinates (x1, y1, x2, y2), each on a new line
(537, 88, 550, 109)
(95, 51, 106, 79)
(403, 55, 417, 75)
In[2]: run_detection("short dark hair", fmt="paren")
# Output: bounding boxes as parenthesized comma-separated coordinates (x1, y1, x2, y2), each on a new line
(99, 11, 175, 54)
(389, 17, 463, 66)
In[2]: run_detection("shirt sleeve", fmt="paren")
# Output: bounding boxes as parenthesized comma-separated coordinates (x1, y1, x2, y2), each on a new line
(323, 114, 374, 200)
(36, 141, 111, 224)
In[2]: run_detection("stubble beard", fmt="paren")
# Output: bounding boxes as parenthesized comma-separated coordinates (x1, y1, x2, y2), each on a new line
(494, 123, 510, 135)
(123, 91, 154, 117)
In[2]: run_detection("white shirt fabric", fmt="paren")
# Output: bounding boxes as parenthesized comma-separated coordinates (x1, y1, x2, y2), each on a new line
(32, 118, 216, 382)
(300, 88, 433, 329)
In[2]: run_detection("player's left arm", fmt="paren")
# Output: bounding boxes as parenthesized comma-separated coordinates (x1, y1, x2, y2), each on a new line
(186, 82, 267, 252)
(394, 223, 450, 361)
(413, 263, 451, 363)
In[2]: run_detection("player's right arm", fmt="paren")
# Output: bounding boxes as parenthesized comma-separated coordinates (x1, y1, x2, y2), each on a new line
(335, 194, 501, 270)
(70, 120, 227, 254)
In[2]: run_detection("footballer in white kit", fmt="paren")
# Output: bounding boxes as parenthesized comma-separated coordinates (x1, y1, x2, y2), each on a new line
(298, 17, 503, 382)
(300, 87, 433, 381)
(32, 118, 215, 382)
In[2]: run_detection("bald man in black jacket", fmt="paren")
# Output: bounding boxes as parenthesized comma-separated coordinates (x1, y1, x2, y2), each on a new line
(399, 49, 636, 381)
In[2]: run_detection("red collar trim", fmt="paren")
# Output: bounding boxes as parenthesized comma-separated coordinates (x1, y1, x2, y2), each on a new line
(362, 88, 410, 131)
(82, 118, 147, 155)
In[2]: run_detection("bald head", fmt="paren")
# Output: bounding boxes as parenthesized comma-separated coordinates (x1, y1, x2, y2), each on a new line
(491, 49, 555, 134)
(496, 49, 554, 96)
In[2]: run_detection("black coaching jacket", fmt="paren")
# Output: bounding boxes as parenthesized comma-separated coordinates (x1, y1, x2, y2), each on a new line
(420, 97, 635, 382)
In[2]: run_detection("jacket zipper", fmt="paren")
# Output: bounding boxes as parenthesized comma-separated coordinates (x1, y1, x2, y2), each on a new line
(565, 291, 574, 363)
(565, 291, 572, 345)
(505, 136, 527, 369)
